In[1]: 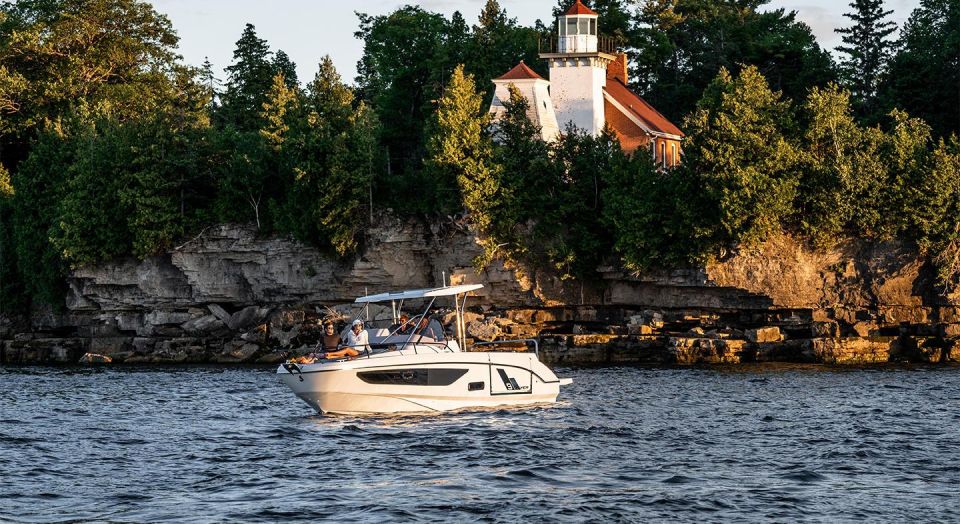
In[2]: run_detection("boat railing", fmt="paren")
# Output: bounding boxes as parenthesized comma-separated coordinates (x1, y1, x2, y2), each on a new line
(472, 338, 539, 358)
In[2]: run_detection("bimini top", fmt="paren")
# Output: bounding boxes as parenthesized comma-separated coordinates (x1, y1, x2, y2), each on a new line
(354, 284, 484, 304)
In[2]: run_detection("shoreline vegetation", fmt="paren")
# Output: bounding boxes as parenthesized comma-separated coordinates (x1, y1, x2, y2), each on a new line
(2, 0, 960, 366)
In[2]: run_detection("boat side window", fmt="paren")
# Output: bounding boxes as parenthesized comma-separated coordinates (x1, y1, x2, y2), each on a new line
(357, 368, 468, 386)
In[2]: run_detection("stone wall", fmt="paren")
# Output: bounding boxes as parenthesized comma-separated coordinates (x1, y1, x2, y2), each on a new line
(3, 217, 960, 366)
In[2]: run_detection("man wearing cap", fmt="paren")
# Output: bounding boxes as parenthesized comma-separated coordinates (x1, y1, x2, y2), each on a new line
(343, 319, 370, 353)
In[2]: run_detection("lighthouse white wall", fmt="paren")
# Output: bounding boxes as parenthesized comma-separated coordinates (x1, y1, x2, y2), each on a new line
(489, 79, 560, 142)
(548, 58, 607, 135)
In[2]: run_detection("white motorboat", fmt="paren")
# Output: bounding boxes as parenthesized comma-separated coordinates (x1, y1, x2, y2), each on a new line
(277, 284, 572, 415)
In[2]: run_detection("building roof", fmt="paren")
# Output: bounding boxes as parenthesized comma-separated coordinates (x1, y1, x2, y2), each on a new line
(565, 0, 598, 16)
(603, 78, 684, 137)
(494, 61, 545, 81)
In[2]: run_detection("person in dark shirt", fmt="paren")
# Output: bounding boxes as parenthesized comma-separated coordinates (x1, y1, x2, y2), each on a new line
(321, 321, 341, 351)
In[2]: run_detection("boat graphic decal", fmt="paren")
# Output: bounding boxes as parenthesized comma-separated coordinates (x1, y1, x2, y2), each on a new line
(496, 368, 527, 391)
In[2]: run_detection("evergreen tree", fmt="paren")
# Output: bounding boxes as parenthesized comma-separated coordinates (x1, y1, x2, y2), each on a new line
(273, 50, 299, 88)
(469, 0, 543, 100)
(425, 65, 498, 260)
(355, 7, 453, 179)
(683, 66, 801, 247)
(219, 23, 277, 130)
(883, 0, 960, 138)
(634, 0, 835, 121)
(275, 57, 379, 254)
(835, 0, 897, 120)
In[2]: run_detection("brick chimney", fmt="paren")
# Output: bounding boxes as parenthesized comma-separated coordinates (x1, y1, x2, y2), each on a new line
(606, 52, 628, 84)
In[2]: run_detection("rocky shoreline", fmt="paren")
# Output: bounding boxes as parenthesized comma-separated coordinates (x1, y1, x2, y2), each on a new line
(3, 219, 960, 367)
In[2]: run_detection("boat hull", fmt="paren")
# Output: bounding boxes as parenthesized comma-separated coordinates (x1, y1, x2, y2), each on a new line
(277, 351, 565, 415)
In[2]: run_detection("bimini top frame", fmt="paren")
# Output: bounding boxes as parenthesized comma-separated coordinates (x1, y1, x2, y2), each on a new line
(354, 284, 484, 304)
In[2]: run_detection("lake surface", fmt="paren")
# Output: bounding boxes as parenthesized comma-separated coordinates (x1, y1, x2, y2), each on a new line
(1, 365, 959, 522)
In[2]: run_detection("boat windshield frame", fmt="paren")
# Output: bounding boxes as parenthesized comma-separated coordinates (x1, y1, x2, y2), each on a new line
(348, 284, 482, 354)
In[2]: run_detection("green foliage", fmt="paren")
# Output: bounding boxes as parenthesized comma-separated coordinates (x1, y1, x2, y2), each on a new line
(883, 0, 960, 138)
(425, 65, 496, 241)
(272, 58, 381, 255)
(634, 0, 835, 122)
(0, 0, 183, 141)
(356, 7, 454, 180)
(218, 23, 296, 131)
(602, 155, 712, 271)
(835, 0, 897, 120)
(9, 130, 71, 305)
(683, 66, 801, 246)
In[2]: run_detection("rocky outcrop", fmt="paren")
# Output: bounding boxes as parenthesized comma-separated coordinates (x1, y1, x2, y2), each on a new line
(3, 218, 960, 366)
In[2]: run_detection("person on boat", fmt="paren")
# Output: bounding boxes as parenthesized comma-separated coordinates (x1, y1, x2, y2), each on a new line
(343, 319, 370, 352)
(390, 313, 413, 336)
(319, 320, 367, 360)
(321, 321, 341, 351)
(415, 316, 445, 340)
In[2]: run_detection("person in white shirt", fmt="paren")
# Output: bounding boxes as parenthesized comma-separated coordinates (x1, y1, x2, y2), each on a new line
(343, 319, 370, 353)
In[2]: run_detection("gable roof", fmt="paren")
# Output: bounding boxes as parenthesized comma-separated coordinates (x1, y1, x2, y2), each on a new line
(494, 61, 545, 81)
(565, 0, 598, 16)
(603, 78, 684, 137)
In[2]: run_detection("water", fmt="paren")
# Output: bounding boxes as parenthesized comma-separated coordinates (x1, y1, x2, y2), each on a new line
(1, 365, 959, 522)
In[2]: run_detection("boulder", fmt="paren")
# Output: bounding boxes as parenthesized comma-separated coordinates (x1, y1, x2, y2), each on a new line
(207, 304, 232, 323)
(227, 305, 263, 331)
(145, 310, 194, 326)
(214, 341, 260, 363)
(746, 326, 781, 343)
(467, 320, 501, 342)
(181, 314, 228, 336)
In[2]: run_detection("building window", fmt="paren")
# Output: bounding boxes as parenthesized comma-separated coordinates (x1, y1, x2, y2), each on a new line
(671, 144, 677, 167)
(566, 18, 577, 35)
(579, 17, 589, 34)
(661, 142, 666, 168)
(651, 140, 656, 160)
(558, 19, 563, 36)
(590, 19, 596, 35)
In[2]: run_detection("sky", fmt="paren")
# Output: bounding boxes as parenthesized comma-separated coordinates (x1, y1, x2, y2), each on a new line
(152, 0, 922, 86)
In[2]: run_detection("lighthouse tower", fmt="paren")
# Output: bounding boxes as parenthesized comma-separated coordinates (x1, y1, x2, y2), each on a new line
(540, 0, 615, 135)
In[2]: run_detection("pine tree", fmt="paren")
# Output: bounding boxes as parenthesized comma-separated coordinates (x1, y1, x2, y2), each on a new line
(425, 65, 498, 261)
(684, 66, 801, 246)
(219, 23, 276, 130)
(273, 50, 299, 88)
(835, 0, 897, 119)
(884, 0, 960, 138)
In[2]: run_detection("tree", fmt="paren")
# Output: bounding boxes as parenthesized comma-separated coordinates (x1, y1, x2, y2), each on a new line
(0, 0, 184, 164)
(602, 153, 712, 271)
(356, 7, 453, 178)
(883, 0, 960, 138)
(683, 66, 801, 247)
(425, 65, 498, 261)
(633, 0, 835, 121)
(275, 58, 380, 254)
(835, 0, 897, 120)
(272, 50, 298, 88)
(468, 0, 543, 101)
(219, 23, 279, 131)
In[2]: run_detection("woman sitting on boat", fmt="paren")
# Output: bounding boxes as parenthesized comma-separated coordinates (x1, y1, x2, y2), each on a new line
(319, 319, 368, 360)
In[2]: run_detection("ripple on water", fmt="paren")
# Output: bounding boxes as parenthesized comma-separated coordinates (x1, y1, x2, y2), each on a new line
(1, 365, 960, 522)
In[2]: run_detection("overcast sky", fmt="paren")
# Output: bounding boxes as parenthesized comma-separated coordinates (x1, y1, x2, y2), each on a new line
(153, 0, 921, 86)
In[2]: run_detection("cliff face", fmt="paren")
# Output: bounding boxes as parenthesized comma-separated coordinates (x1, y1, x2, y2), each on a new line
(3, 217, 959, 366)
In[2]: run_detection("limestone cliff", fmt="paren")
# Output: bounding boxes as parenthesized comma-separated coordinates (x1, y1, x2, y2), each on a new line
(3, 217, 959, 365)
